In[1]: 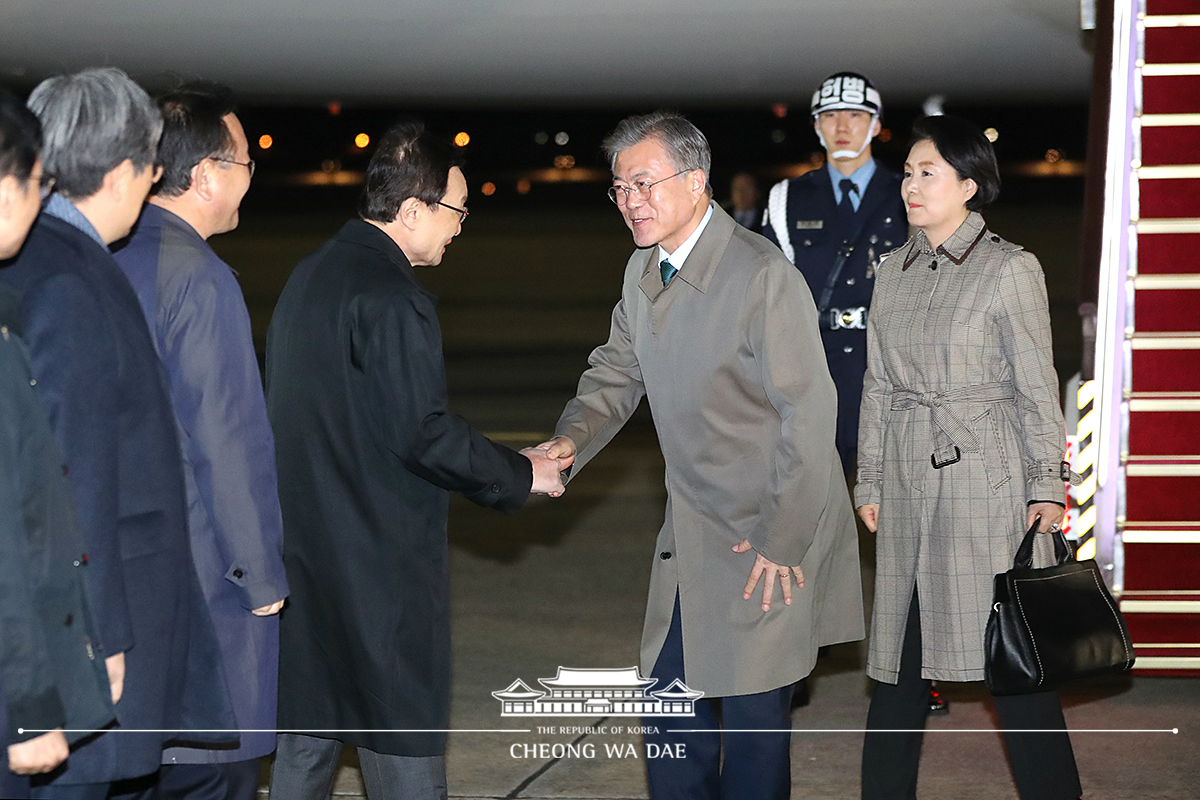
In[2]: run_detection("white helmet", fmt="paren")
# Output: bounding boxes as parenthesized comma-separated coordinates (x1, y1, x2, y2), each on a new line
(811, 72, 882, 118)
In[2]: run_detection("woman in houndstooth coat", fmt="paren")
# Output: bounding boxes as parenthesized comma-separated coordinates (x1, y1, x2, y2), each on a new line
(854, 116, 1083, 800)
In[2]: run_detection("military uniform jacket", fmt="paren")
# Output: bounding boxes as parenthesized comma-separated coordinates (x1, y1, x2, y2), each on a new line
(0, 319, 113, 749)
(113, 205, 290, 764)
(555, 204, 864, 697)
(267, 220, 533, 756)
(854, 212, 1069, 683)
(0, 214, 236, 783)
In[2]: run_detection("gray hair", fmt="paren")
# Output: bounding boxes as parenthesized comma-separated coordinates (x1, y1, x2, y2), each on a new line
(602, 111, 712, 197)
(28, 67, 162, 199)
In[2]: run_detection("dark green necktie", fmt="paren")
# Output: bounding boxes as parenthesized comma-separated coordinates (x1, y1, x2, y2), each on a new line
(660, 258, 678, 286)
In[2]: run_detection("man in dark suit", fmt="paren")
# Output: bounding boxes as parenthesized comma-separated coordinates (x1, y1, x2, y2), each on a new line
(266, 121, 564, 800)
(762, 72, 907, 476)
(112, 82, 288, 800)
(0, 86, 114, 798)
(0, 68, 235, 800)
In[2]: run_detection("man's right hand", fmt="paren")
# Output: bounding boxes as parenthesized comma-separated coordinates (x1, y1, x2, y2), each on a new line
(536, 436, 576, 466)
(520, 447, 567, 496)
(8, 730, 69, 774)
(106, 651, 125, 705)
(858, 504, 880, 533)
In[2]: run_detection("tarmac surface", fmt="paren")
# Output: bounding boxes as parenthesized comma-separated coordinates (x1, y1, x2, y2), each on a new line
(222, 206, 1199, 799)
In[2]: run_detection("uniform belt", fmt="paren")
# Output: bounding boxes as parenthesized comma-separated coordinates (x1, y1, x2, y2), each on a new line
(823, 306, 867, 330)
(890, 382, 1016, 468)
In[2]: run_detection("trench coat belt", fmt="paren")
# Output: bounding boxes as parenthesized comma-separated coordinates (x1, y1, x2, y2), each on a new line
(890, 381, 1016, 465)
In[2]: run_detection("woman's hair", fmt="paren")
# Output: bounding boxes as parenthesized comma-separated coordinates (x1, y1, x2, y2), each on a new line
(909, 115, 1000, 211)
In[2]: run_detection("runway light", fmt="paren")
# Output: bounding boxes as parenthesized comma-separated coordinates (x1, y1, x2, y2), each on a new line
(554, 131, 569, 146)
(1045, 148, 1062, 163)
(354, 133, 370, 149)
(878, 128, 892, 143)
(481, 181, 496, 196)
(327, 102, 341, 116)
(772, 103, 788, 119)
(516, 179, 531, 195)
(984, 127, 999, 143)
(770, 129, 786, 144)
(454, 131, 471, 147)
(258, 134, 273, 150)
(534, 131, 549, 145)
(554, 155, 576, 169)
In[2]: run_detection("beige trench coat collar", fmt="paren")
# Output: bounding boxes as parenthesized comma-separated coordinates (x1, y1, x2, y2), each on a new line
(637, 201, 733, 303)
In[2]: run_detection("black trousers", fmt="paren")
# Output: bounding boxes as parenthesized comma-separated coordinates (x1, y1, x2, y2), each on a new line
(861, 592, 1082, 800)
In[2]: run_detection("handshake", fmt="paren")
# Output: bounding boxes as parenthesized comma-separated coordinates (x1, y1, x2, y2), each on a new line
(519, 436, 576, 497)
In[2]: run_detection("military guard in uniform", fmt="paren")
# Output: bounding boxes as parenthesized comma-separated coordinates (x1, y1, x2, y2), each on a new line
(763, 71, 906, 476)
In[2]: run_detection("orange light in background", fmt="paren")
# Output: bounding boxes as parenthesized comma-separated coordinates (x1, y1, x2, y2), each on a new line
(878, 129, 892, 143)
(984, 127, 1000, 143)
(772, 103, 788, 119)
(258, 134, 273, 150)
(1045, 148, 1062, 163)
(554, 155, 576, 169)
(481, 181, 496, 196)
(321, 159, 340, 173)
(327, 102, 342, 116)
(516, 179, 531, 195)
(454, 131, 471, 147)
(354, 133, 370, 149)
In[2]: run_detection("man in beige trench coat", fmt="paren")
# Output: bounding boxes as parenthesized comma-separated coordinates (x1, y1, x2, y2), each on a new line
(540, 112, 864, 800)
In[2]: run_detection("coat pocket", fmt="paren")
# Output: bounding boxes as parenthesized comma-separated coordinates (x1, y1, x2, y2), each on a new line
(972, 407, 1012, 492)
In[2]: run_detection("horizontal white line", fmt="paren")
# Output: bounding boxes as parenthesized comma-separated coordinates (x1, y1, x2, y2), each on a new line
(1129, 397, 1200, 409)
(1138, 164, 1200, 178)
(1142, 63, 1200, 76)
(1144, 14, 1200, 27)
(1124, 530, 1200, 542)
(1139, 113, 1200, 127)
(1126, 463, 1200, 476)
(1131, 391, 1200, 398)
(1137, 218, 1200, 233)
(23, 728, 531, 734)
(1121, 600, 1200, 612)
(1134, 642, 1200, 648)
(1133, 274, 1200, 290)
(1133, 657, 1200, 669)
(672, 728, 1178, 733)
(1130, 335, 1200, 349)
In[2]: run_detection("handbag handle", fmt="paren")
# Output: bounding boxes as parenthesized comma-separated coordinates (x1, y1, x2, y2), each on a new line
(1012, 518, 1073, 570)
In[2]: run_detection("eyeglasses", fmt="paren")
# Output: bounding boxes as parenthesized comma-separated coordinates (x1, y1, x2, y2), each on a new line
(212, 156, 256, 179)
(607, 169, 691, 205)
(436, 201, 469, 223)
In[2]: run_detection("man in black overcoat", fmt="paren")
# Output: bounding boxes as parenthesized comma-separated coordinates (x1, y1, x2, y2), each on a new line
(0, 69, 236, 800)
(266, 121, 565, 800)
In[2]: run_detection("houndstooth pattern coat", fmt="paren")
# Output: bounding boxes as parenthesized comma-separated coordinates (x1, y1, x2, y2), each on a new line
(854, 211, 1069, 683)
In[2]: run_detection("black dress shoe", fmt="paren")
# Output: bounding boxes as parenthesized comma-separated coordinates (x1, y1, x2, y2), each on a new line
(928, 682, 949, 715)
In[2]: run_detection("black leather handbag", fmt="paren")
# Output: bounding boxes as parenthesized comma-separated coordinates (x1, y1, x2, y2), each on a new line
(984, 521, 1136, 695)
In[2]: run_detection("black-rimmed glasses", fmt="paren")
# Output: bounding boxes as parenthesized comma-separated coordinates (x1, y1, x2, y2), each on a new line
(212, 156, 256, 179)
(436, 201, 469, 223)
(607, 169, 691, 205)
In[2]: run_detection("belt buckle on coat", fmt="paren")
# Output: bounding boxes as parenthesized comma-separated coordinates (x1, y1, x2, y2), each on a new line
(829, 307, 866, 330)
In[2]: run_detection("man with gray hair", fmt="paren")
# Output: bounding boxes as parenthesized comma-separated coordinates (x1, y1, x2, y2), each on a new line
(538, 112, 863, 800)
(0, 67, 235, 800)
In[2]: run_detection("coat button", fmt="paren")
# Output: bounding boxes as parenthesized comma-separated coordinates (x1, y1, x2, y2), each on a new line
(930, 260, 938, 270)
(884, 217, 892, 224)
(491, 484, 501, 493)
(844, 346, 854, 353)
(64, 613, 73, 627)
(233, 568, 244, 579)
(991, 235, 1001, 242)
(803, 239, 812, 246)
(846, 277, 856, 285)
(659, 551, 672, 560)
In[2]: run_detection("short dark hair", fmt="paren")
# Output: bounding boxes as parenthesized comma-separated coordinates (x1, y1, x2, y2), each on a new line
(154, 81, 238, 197)
(602, 111, 712, 197)
(359, 121, 464, 223)
(0, 88, 41, 182)
(909, 115, 1000, 211)
(28, 67, 162, 199)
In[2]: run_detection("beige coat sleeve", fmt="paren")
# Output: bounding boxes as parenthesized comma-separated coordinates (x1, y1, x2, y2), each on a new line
(994, 250, 1068, 504)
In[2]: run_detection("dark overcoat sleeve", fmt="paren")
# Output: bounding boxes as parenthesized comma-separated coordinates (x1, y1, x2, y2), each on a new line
(356, 290, 532, 509)
(159, 258, 289, 610)
(21, 273, 133, 656)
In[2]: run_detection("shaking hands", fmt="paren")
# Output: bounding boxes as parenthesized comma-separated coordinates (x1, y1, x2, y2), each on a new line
(520, 436, 576, 497)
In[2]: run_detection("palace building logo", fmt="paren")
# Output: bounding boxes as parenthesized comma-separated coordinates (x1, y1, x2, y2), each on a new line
(492, 666, 703, 717)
